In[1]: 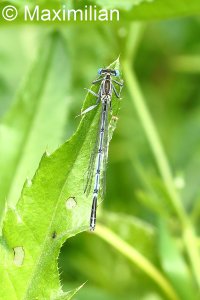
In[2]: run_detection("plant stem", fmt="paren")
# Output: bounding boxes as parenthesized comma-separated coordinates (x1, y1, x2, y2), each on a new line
(123, 62, 186, 224)
(96, 224, 180, 300)
(121, 22, 200, 288)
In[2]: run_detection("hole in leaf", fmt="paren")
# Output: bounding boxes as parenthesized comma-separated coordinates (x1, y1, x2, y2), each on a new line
(65, 197, 77, 210)
(13, 246, 25, 266)
(52, 231, 57, 239)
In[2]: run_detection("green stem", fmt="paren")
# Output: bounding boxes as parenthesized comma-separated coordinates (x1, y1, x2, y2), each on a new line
(122, 55, 200, 290)
(125, 22, 146, 62)
(123, 61, 186, 223)
(95, 224, 180, 300)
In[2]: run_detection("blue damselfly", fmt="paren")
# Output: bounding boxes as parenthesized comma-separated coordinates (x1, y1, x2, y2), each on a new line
(81, 68, 123, 231)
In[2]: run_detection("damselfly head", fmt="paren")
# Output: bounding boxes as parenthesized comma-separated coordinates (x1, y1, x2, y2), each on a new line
(98, 68, 120, 77)
(114, 70, 120, 77)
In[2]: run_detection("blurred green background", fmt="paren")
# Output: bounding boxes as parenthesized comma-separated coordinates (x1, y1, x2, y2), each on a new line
(1, 9, 200, 300)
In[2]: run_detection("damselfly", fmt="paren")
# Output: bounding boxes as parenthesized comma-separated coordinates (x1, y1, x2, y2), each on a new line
(81, 68, 123, 231)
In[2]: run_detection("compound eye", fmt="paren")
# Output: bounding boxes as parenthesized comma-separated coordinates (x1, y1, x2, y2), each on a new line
(98, 68, 103, 75)
(114, 70, 120, 77)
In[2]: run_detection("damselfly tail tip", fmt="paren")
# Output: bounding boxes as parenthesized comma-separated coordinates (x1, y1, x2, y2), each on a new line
(90, 196, 97, 232)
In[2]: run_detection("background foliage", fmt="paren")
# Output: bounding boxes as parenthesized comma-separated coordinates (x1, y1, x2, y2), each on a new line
(1, 0, 200, 299)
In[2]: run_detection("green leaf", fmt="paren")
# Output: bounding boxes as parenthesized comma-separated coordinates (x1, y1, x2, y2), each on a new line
(0, 27, 35, 118)
(91, 0, 153, 11)
(124, 0, 200, 20)
(0, 59, 122, 299)
(96, 214, 179, 300)
(53, 284, 84, 300)
(103, 212, 157, 262)
(91, 0, 200, 20)
(132, 161, 175, 217)
(0, 32, 71, 219)
(63, 285, 119, 300)
(61, 212, 162, 299)
(158, 220, 197, 300)
(137, 190, 170, 218)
